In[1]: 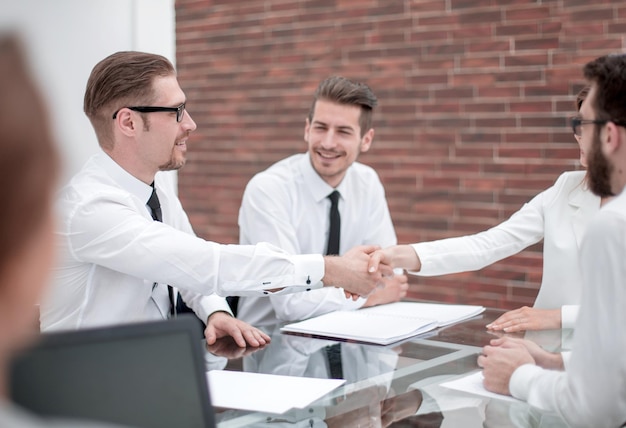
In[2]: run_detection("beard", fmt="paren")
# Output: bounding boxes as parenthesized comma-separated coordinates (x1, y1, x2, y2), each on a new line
(587, 131, 615, 198)
(158, 155, 186, 171)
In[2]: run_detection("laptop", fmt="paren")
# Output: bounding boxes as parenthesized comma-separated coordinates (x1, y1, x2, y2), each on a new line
(9, 316, 215, 428)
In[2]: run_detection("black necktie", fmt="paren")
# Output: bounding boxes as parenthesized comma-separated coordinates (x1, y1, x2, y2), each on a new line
(326, 190, 341, 256)
(147, 185, 176, 317)
(324, 190, 343, 378)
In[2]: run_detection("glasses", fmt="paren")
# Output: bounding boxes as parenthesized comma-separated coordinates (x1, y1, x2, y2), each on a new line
(112, 102, 186, 123)
(570, 116, 626, 137)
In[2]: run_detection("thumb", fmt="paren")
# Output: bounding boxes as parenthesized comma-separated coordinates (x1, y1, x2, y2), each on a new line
(368, 251, 381, 273)
(204, 326, 217, 345)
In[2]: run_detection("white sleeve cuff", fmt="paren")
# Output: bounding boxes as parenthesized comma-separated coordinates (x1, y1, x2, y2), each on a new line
(561, 305, 579, 329)
(196, 294, 232, 322)
(287, 253, 324, 292)
(509, 363, 544, 401)
(561, 351, 572, 371)
(408, 243, 428, 274)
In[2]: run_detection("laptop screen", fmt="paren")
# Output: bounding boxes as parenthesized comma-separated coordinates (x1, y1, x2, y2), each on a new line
(9, 316, 215, 428)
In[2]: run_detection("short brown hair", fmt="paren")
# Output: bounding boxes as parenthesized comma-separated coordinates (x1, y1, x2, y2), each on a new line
(83, 51, 175, 149)
(308, 76, 378, 137)
(0, 35, 58, 272)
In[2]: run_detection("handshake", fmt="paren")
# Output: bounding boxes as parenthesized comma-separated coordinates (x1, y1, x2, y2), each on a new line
(322, 244, 416, 300)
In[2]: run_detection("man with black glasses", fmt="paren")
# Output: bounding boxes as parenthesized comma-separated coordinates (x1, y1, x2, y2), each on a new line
(40, 51, 389, 348)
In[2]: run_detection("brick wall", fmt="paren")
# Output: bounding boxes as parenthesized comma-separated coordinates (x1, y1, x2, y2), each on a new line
(175, 0, 626, 308)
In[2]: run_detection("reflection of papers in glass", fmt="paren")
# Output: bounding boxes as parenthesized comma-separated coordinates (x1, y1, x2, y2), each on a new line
(280, 302, 485, 345)
(207, 370, 345, 414)
(440, 370, 521, 404)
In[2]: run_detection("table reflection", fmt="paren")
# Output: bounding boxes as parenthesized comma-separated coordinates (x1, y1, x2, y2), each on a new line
(207, 308, 571, 427)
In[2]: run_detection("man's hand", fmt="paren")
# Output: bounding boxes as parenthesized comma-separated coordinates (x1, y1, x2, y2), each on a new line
(204, 311, 271, 348)
(362, 272, 409, 307)
(381, 389, 424, 427)
(487, 337, 564, 370)
(477, 340, 535, 395)
(486, 306, 561, 332)
(323, 245, 393, 298)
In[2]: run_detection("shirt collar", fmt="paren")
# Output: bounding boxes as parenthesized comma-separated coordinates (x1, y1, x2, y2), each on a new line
(94, 151, 154, 204)
(298, 152, 350, 203)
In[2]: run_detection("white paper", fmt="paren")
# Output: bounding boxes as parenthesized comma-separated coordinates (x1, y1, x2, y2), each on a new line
(440, 370, 521, 403)
(364, 302, 486, 327)
(280, 309, 436, 345)
(207, 370, 345, 414)
(280, 302, 485, 345)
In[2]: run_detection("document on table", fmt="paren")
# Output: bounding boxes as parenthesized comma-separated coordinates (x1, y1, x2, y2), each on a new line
(440, 370, 521, 404)
(280, 301, 485, 345)
(207, 370, 345, 414)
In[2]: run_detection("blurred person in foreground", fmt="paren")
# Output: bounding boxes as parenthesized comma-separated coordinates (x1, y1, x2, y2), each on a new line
(39, 51, 388, 346)
(368, 86, 607, 333)
(478, 53, 626, 427)
(0, 35, 121, 428)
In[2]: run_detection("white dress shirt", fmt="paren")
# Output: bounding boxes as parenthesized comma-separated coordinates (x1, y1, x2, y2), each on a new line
(237, 153, 397, 326)
(40, 152, 323, 331)
(508, 187, 626, 427)
(411, 171, 600, 328)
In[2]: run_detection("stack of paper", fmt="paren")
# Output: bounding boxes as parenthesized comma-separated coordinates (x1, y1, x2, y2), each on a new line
(280, 301, 485, 345)
(207, 370, 345, 413)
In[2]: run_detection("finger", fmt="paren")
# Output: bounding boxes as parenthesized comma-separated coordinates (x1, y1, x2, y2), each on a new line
(344, 291, 359, 300)
(368, 252, 381, 273)
(259, 330, 271, 343)
(252, 329, 269, 346)
(481, 345, 496, 357)
(477, 354, 486, 368)
(204, 326, 217, 345)
(486, 309, 522, 329)
(228, 327, 247, 348)
(242, 329, 261, 347)
(359, 244, 381, 255)
(486, 315, 511, 329)
(378, 264, 394, 277)
(503, 318, 526, 333)
(489, 337, 506, 346)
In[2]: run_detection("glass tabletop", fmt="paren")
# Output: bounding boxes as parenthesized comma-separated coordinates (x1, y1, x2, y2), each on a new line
(204, 307, 572, 427)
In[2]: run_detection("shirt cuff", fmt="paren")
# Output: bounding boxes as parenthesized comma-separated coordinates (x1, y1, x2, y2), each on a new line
(282, 253, 324, 292)
(509, 363, 544, 401)
(408, 243, 428, 274)
(561, 305, 579, 329)
(196, 294, 232, 322)
(561, 351, 572, 371)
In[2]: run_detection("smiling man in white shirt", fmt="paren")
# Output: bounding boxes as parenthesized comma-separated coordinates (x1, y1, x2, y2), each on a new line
(39, 52, 389, 347)
(478, 53, 626, 427)
(236, 76, 408, 326)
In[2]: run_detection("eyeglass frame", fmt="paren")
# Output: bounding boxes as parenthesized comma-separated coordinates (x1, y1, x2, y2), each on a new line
(570, 116, 626, 137)
(112, 102, 186, 123)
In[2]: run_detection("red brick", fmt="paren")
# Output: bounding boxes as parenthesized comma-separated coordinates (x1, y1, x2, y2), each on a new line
(176, 0, 620, 309)
(504, 5, 552, 21)
(496, 23, 539, 37)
